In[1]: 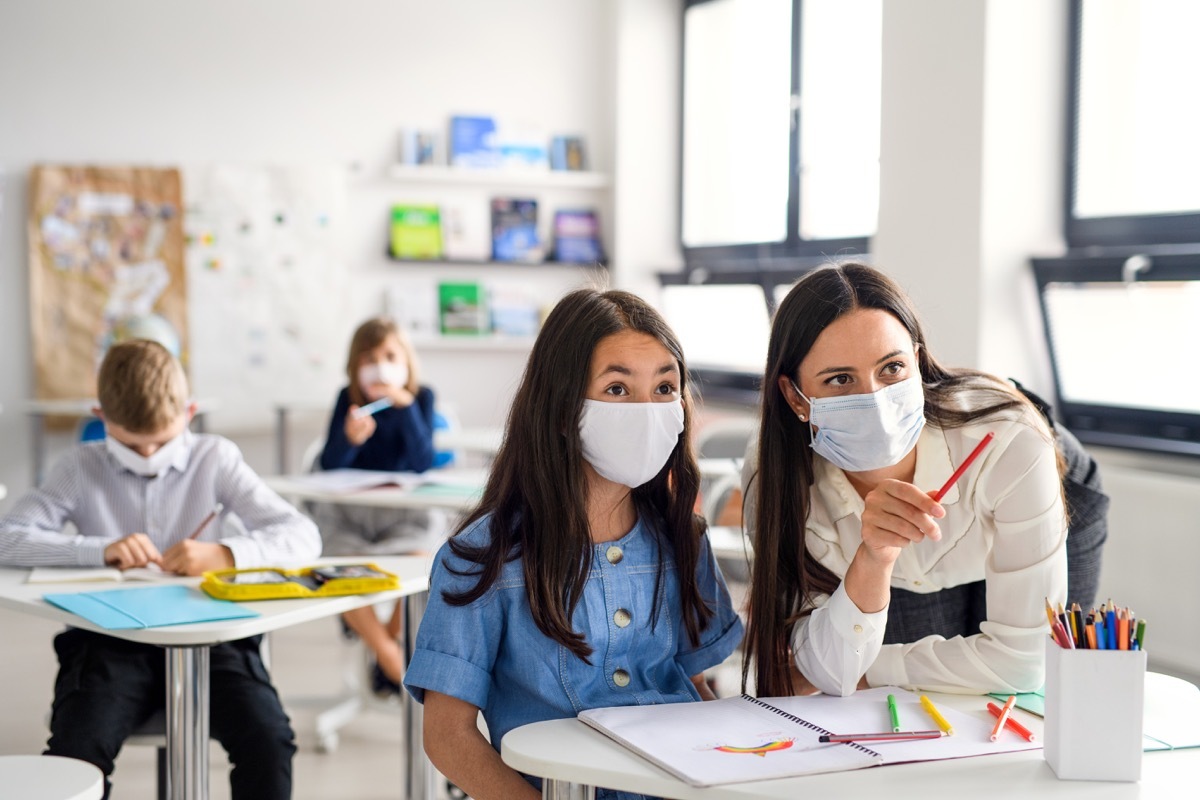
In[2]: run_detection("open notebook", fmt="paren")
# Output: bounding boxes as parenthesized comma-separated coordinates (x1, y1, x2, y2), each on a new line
(578, 687, 1040, 787)
(26, 565, 184, 584)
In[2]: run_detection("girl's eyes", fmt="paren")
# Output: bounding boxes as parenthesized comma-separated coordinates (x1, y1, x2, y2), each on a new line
(656, 382, 679, 396)
(604, 384, 628, 397)
(601, 382, 679, 397)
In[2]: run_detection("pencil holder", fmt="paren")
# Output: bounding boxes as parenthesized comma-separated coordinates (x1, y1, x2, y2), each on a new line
(1043, 638, 1146, 781)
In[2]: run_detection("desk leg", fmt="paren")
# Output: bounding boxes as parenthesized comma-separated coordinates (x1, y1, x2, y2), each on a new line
(275, 407, 288, 474)
(543, 782, 595, 800)
(403, 591, 438, 800)
(165, 645, 210, 800)
(31, 412, 45, 486)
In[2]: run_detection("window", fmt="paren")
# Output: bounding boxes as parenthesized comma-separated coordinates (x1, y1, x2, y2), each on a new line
(680, 0, 882, 270)
(1067, 0, 1200, 247)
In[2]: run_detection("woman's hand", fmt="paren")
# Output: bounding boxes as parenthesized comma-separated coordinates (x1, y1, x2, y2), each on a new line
(344, 408, 377, 446)
(859, 479, 945, 566)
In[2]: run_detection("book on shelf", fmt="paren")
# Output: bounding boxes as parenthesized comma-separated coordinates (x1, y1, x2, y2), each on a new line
(390, 205, 443, 260)
(550, 135, 586, 171)
(440, 201, 492, 261)
(491, 198, 541, 263)
(449, 115, 500, 169)
(552, 208, 604, 264)
(578, 686, 1039, 788)
(439, 282, 489, 335)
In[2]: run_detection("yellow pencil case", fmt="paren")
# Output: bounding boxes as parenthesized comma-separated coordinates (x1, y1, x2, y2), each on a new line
(200, 563, 400, 601)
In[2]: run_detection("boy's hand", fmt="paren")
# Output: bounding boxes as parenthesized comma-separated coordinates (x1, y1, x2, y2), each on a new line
(344, 408, 377, 446)
(161, 541, 235, 576)
(104, 533, 163, 570)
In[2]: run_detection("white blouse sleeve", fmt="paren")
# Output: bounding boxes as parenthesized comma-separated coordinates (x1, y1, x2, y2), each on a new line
(865, 424, 1068, 694)
(791, 582, 888, 696)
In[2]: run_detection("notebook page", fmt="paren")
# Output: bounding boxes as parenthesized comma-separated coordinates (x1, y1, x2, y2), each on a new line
(579, 695, 880, 787)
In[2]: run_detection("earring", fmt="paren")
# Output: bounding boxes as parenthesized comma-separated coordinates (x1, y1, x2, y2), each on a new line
(798, 413, 807, 421)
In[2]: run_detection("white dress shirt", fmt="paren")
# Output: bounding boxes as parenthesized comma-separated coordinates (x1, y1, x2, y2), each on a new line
(743, 409, 1068, 695)
(0, 430, 321, 568)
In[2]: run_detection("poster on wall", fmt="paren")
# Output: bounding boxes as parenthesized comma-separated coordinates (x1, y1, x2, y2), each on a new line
(27, 165, 187, 406)
(184, 164, 349, 431)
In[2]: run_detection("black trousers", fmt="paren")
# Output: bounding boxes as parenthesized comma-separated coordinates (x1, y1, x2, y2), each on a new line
(44, 629, 296, 800)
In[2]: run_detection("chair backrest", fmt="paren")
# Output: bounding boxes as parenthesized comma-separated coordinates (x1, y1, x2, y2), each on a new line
(695, 416, 758, 460)
(77, 417, 106, 442)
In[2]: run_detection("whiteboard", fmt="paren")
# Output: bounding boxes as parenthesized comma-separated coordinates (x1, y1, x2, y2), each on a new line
(184, 165, 350, 431)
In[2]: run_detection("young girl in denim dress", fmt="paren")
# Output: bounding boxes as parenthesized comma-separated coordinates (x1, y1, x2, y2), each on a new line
(404, 289, 744, 799)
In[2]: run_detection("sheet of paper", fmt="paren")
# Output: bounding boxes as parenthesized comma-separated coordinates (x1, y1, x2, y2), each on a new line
(1142, 672, 1200, 750)
(286, 469, 426, 494)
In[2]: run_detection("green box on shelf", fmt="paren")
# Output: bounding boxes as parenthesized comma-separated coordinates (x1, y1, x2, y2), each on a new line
(390, 205, 443, 260)
(438, 282, 489, 335)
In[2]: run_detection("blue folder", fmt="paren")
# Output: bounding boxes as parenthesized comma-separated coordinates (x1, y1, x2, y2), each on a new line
(44, 585, 260, 630)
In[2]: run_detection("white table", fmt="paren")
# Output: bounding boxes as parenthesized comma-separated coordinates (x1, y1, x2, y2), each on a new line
(0, 556, 436, 800)
(0, 755, 104, 800)
(501, 690, 1200, 799)
(23, 398, 218, 485)
(263, 468, 486, 512)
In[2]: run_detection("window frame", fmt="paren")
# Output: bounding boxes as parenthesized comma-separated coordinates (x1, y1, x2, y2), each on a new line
(1064, 0, 1200, 250)
(677, 0, 872, 276)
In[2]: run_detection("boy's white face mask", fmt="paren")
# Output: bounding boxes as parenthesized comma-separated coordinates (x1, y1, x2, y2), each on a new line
(105, 432, 186, 477)
(358, 361, 408, 392)
(578, 399, 685, 488)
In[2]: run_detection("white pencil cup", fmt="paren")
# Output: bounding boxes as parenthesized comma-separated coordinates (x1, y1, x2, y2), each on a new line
(1043, 638, 1147, 781)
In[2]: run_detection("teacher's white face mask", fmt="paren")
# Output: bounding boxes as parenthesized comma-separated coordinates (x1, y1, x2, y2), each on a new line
(794, 375, 926, 472)
(578, 399, 685, 488)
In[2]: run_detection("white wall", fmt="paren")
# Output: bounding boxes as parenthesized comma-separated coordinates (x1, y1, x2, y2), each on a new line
(0, 0, 616, 495)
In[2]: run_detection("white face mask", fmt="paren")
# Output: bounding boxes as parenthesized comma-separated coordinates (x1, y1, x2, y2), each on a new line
(105, 432, 186, 477)
(578, 399, 685, 488)
(358, 361, 408, 391)
(795, 375, 926, 472)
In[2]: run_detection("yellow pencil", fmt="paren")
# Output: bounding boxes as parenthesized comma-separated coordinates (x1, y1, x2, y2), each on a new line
(919, 695, 955, 736)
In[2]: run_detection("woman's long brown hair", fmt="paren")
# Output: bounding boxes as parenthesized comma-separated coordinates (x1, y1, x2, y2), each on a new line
(744, 262, 1053, 697)
(442, 289, 713, 662)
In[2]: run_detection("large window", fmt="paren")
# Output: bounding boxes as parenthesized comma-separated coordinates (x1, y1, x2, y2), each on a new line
(680, 0, 882, 270)
(1068, 0, 1200, 247)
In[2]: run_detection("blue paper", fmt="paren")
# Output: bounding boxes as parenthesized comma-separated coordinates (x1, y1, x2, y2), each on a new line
(45, 585, 259, 630)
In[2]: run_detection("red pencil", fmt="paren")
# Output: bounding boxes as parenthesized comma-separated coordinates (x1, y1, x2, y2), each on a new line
(931, 432, 994, 502)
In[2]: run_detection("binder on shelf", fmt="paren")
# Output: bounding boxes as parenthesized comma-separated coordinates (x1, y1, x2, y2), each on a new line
(389, 205, 443, 260)
(490, 198, 541, 263)
(438, 282, 489, 335)
(552, 209, 603, 264)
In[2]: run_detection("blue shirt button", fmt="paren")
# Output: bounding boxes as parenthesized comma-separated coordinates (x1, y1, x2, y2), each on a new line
(613, 669, 631, 687)
(606, 546, 623, 565)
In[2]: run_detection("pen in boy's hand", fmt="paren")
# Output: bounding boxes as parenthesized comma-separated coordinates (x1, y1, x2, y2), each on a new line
(186, 503, 224, 541)
(351, 397, 395, 419)
(931, 432, 994, 502)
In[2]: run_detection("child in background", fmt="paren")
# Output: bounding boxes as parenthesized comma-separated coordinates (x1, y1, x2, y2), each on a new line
(0, 340, 320, 800)
(404, 289, 744, 800)
(313, 316, 446, 694)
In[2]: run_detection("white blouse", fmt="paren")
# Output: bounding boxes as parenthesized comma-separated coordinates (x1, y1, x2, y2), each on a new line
(742, 410, 1068, 696)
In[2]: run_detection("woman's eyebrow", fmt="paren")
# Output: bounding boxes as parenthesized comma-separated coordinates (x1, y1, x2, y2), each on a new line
(814, 349, 906, 377)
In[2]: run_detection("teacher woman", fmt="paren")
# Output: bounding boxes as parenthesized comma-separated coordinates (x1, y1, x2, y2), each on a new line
(741, 263, 1067, 698)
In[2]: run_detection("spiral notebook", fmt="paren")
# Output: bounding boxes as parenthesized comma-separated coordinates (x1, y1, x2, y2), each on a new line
(578, 687, 1040, 787)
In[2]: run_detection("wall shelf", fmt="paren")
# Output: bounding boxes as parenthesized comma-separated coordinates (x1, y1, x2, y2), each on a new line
(411, 335, 536, 352)
(387, 164, 611, 190)
(388, 256, 605, 269)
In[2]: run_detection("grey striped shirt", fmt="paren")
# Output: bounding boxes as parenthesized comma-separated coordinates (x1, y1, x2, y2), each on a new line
(0, 430, 321, 568)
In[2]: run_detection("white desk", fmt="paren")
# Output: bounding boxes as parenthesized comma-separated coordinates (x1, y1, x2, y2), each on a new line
(23, 398, 217, 485)
(0, 755, 104, 800)
(501, 689, 1200, 799)
(0, 556, 436, 800)
(263, 468, 486, 512)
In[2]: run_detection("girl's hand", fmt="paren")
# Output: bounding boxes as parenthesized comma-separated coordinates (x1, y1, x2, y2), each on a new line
(859, 479, 945, 566)
(383, 384, 415, 408)
(161, 541, 234, 576)
(104, 533, 163, 570)
(344, 408, 377, 446)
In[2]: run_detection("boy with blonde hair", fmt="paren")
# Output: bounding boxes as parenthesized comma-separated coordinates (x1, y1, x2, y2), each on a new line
(0, 339, 320, 800)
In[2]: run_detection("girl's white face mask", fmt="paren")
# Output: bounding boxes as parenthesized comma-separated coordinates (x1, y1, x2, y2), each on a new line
(105, 432, 186, 477)
(358, 361, 408, 392)
(795, 375, 926, 472)
(578, 399, 685, 488)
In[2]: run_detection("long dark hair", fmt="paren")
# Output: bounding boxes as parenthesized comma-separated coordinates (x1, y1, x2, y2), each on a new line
(744, 262, 1049, 696)
(443, 288, 713, 662)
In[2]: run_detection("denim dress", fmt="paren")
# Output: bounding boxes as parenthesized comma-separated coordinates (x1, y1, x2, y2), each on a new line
(404, 513, 744, 800)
